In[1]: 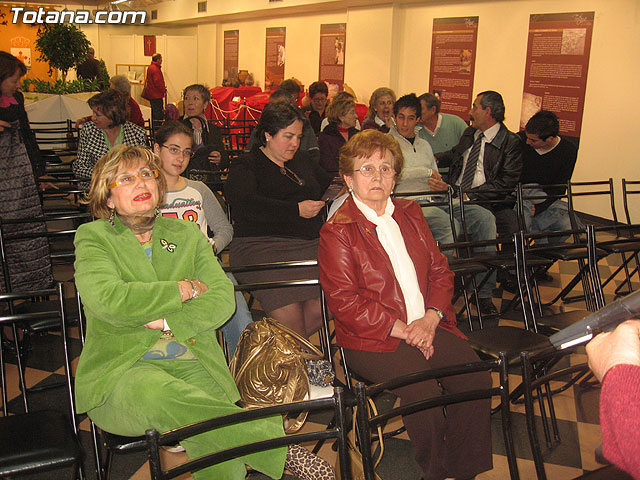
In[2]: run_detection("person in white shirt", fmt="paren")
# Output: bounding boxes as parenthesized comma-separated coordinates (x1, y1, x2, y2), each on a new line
(154, 121, 251, 356)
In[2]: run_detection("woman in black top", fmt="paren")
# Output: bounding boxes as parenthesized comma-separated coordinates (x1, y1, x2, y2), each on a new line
(179, 84, 228, 176)
(225, 102, 332, 337)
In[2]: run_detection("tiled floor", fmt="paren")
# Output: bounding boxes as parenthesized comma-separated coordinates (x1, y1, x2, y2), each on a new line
(3, 248, 637, 479)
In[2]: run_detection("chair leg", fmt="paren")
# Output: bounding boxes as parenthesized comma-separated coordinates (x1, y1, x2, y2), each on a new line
(523, 357, 548, 480)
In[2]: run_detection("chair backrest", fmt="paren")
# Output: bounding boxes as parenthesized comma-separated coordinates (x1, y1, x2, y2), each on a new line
(145, 387, 350, 480)
(354, 353, 519, 480)
(0, 283, 75, 423)
(516, 182, 572, 232)
(622, 178, 640, 225)
(29, 119, 79, 155)
(223, 259, 333, 363)
(568, 179, 618, 225)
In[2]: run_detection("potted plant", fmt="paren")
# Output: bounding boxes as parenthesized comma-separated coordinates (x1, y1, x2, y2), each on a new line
(35, 24, 91, 83)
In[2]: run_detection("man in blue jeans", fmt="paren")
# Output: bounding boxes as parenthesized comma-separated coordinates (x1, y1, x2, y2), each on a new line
(430, 91, 523, 315)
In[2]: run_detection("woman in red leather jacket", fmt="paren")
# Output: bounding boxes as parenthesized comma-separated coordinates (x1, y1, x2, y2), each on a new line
(318, 129, 492, 480)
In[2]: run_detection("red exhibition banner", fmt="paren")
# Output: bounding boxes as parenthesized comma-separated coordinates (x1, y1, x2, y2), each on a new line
(223, 30, 239, 84)
(428, 17, 478, 122)
(319, 23, 346, 90)
(265, 27, 286, 91)
(520, 12, 594, 140)
(143, 35, 156, 57)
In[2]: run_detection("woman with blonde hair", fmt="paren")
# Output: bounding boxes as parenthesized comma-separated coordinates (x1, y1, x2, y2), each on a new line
(74, 144, 334, 480)
(361, 87, 396, 133)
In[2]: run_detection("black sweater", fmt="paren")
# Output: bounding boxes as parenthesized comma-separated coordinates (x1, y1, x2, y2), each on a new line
(225, 147, 332, 239)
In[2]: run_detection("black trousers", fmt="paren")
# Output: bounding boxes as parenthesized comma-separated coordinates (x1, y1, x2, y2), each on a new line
(150, 98, 164, 128)
(344, 329, 493, 480)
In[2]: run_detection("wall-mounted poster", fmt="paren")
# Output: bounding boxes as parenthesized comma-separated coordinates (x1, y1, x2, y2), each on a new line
(223, 30, 239, 85)
(265, 27, 286, 91)
(144, 35, 156, 56)
(428, 17, 479, 122)
(520, 12, 594, 140)
(319, 23, 346, 91)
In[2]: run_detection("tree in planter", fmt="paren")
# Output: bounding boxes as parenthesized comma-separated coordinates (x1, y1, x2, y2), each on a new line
(35, 24, 91, 83)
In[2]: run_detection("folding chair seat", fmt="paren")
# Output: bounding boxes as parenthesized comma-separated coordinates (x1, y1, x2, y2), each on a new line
(463, 232, 552, 365)
(0, 283, 83, 478)
(145, 387, 350, 480)
(538, 179, 620, 306)
(353, 353, 519, 480)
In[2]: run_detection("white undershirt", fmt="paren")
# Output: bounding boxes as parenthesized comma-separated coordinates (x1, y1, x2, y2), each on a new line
(351, 194, 425, 323)
(457, 122, 501, 188)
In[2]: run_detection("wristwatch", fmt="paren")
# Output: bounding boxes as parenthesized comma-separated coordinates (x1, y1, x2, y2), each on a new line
(427, 307, 445, 321)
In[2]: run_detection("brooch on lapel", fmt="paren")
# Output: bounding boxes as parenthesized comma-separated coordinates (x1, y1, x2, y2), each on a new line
(160, 238, 176, 253)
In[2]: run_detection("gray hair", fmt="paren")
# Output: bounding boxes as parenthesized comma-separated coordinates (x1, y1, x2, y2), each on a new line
(109, 75, 131, 96)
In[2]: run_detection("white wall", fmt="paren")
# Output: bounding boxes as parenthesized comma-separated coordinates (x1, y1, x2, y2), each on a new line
(80, 0, 640, 219)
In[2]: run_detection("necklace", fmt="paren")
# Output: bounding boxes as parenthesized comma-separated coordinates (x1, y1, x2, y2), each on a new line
(280, 165, 305, 186)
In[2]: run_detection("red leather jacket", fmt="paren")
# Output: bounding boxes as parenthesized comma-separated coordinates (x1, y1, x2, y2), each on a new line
(319, 196, 464, 352)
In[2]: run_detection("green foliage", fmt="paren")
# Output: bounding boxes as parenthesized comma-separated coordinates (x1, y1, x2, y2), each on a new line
(35, 24, 91, 82)
(97, 59, 111, 91)
(22, 77, 102, 95)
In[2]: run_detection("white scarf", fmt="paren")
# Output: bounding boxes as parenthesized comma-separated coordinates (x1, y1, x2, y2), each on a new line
(351, 194, 425, 323)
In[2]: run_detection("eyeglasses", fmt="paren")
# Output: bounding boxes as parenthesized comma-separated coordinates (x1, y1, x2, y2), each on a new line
(161, 145, 194, 158)
(354, 164, 396, 178)
(108, 169, 159, 189)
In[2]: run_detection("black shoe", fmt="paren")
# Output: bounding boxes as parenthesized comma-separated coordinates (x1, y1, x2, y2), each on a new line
(476, 298, 498, 316)
(500, 274, 519, 294)
(535, 270, 554, 283)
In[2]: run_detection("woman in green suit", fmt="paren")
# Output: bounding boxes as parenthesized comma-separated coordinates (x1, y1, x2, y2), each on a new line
(74, 145, 334, 480)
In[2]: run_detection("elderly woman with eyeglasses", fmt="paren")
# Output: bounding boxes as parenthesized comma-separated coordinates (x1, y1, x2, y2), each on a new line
(318, 130, 492, 480)
(74, 145, 335, 480)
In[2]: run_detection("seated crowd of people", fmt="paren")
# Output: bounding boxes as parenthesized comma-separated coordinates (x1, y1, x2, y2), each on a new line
(4, 44, 608, 480)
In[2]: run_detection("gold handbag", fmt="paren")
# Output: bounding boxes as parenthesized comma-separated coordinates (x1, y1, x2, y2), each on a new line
(229, 317, 324, 433)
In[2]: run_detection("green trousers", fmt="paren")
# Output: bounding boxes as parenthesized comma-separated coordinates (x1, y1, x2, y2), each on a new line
(89, 359, 286, 480)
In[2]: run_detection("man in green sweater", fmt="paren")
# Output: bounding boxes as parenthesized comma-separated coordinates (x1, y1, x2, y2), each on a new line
(417, 93, 468, 154)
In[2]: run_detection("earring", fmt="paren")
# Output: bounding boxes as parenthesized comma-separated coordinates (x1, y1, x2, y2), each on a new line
(108, 208, 115, 226)
(154, 207, 160, 218)
(348, 187, 353, 193)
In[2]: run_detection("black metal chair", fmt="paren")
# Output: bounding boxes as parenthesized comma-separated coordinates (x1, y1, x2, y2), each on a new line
(520, 347, 593, 480)
(0, 283, 83, 478)
(354, 353, 519, 480)
(0, 213, 91, 393)
(146, 387, 350, 480)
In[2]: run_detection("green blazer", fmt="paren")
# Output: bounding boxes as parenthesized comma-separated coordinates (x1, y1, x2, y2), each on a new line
(74, 215, 238, 414)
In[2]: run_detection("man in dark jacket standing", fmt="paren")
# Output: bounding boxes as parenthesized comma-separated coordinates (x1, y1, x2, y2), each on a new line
(430, 90, 523, 312)
(146, 53, 166, 128)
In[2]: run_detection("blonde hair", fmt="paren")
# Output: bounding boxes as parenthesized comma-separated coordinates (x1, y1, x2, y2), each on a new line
(365, 87, 396, 121)
(86, 145, 167, 219)
(326, 98, 356, 124)
(339, 129, 403, 179)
